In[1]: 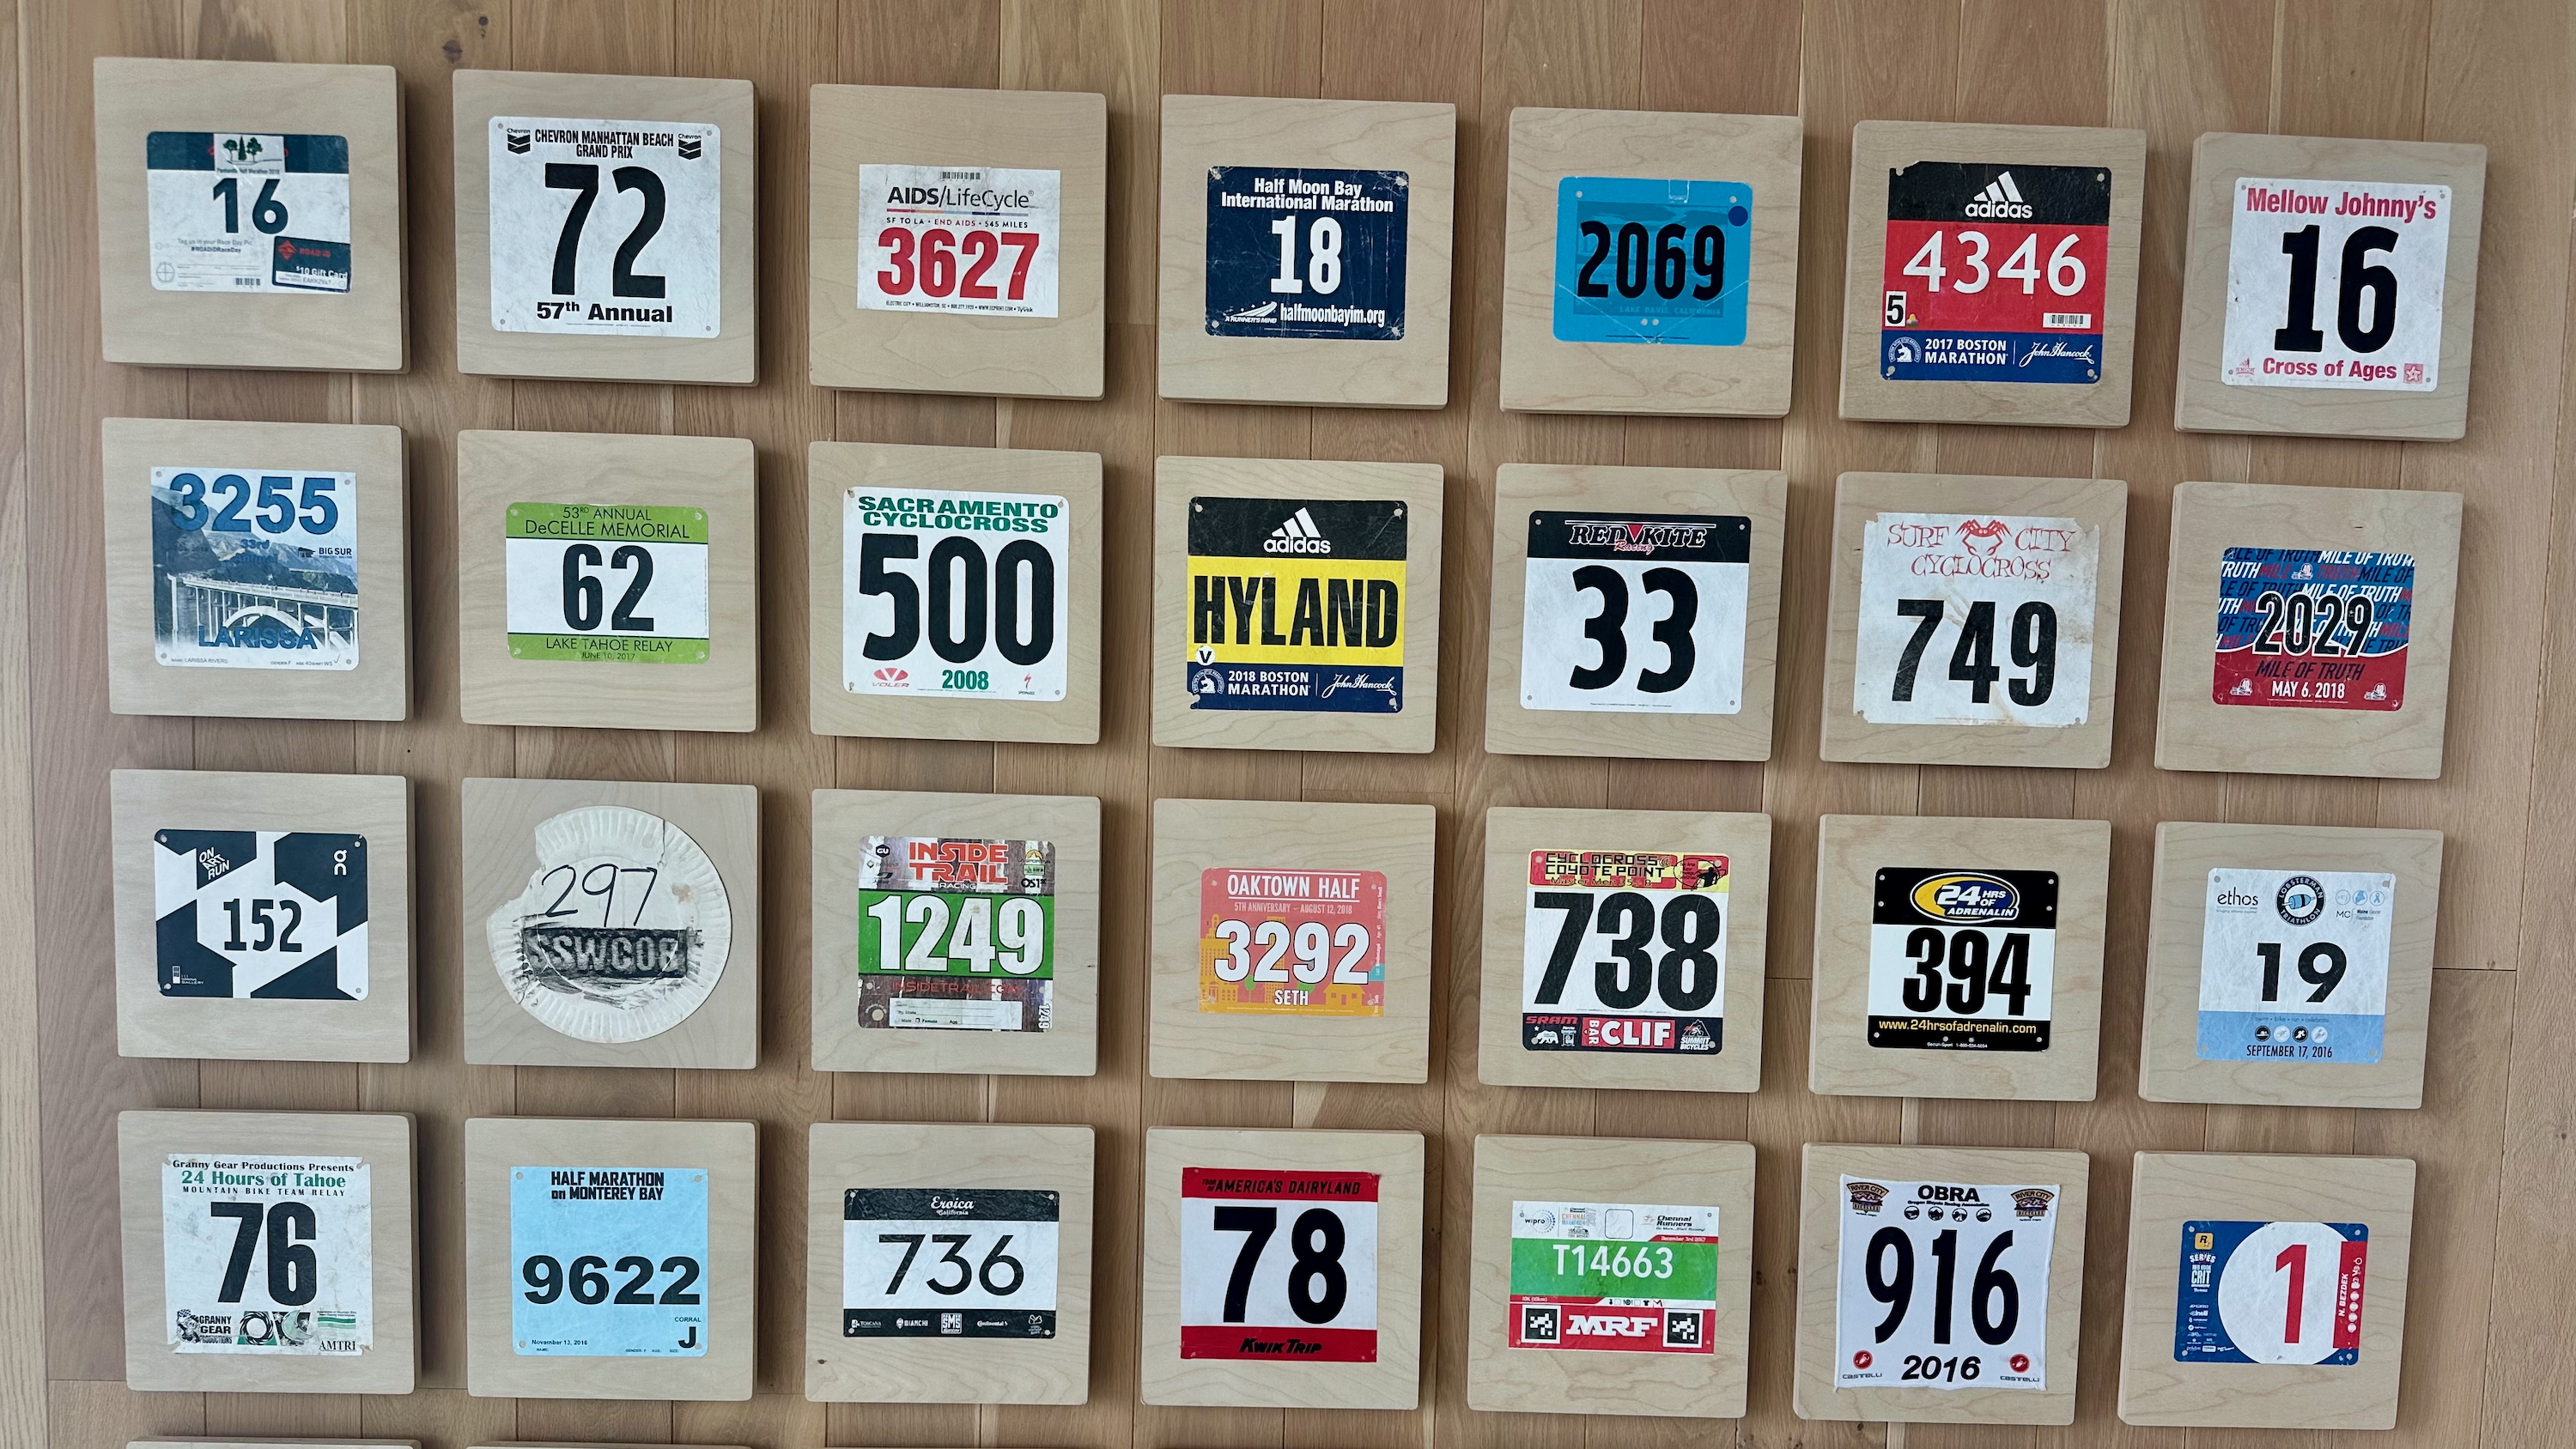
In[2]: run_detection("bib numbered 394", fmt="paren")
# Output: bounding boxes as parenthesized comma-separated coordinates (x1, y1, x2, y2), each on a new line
(151, 465, 359, 669)
(505, 501, 710, 664)
(2175, 1220, 2367, 1365)
(1880, 162, 2109, 383)
(858, 835, 1056, 1033)
(147, 130, 351, 294)
(488, 117, 721, 336)
(1520, 511, 1750, 715)
(1868, 868, 2057, 1052)
(1836, 1176, 2057, 1391)
(2214, 548, 2413, 710)
(155, 828, 368, 1001)
(842, 1187, 1060, 1339)
(2196, 869, 2392, 1064)
(1508, 1199, 1719, 1354)
(844, 487, 1070, 700)
(1521, 849, 1727, 1055)
(163, 1152, 373, 1355)
(1178, 1167, 1379, 1361)
(1855, 512, 2098, 728)
(1186, 497, 1406, 713)
(2224, 179, 2447, 391)
(510, 1166, 708, 1356)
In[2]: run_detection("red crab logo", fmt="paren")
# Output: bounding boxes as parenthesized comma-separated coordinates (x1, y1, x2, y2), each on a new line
(1957, 518, 2011, 557)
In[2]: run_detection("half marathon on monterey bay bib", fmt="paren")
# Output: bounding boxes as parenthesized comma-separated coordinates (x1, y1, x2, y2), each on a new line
(2223, 179, 2449, 391)
(2214, 548, 2414, 710)
(1551, 177, 1751, 346)
(2196, 869, 2393, 1064)
(504, 502, 709, 664)
(1186, 497, 1406, 713)
(842, 1187, 1060, 1339)
(858, 835, 1056, 1033)
(1508, 1200, 1719, 1354)
(488, 117, 721, 336)
(1837, 1176, 2057, 1390)
(146, 131, 350, 294)
(859, 165, 1060, 318)
(1520, 512, 1751, 714)
(1522, 849, 1727, 1055)
(1854, 512, 2099, 728)
(1200, 868, 1385, 1016)
(155, 828, 368, 1001)
(149, 465, 358, 669)
(842, 488, 1070, 701)
(1868, 868, 2057, 1052)
(1880, 161, 2110, 383)
(163, 1152, 372, 1355)
(1204, 167, 1406, 340)
(511, 1166, 708, 1356)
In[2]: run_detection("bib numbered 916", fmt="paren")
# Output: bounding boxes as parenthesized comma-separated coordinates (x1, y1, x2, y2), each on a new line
(1836, 1175, 2058, 1391)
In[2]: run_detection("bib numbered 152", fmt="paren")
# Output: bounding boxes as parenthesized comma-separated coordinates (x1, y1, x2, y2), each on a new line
(155, 828, 368, 1001)
(1836, 1176, 2057, 1391)
(510, 1166, 708, 1356)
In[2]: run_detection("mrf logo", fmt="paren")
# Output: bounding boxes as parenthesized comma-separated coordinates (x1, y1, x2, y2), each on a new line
(1909, 872, 2020, 922)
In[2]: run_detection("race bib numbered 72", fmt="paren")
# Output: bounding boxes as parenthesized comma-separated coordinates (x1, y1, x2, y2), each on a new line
(1179, 1167, 1379, 1361)
(1836, 1176, 2057, 1391)
(2214, 548, 2414, 711)
(488, 117, 721, 336)
(843, 488, 1070, 700)
(1854, 512, 2098, 728)
(1186, 497, 1406, 713)
(860, 165, 1060, 318)
(2176, 1220, 2368, 1365)
(1507, 1199, 1719, 1354)
(1868, 868, 2057, 1052)
(1521, 849, 1727, 1055)
(2224, 179, 2448, 391)
(1520, 511, 1751, 715)
(857, 835, 1055, 1034)
(511, 1166, 708, 1356)
(504, 502, 710, 664)
(1205, 166, 1407, 340)
(146, 131, 351, 294)
(841, 1187, 1060, 1339)
(155, 828, 368, 1000)
(1200, 868, 1384, 1016)
(150, 466, 359, 669)
(1880, 162, 2110, 384)
(2196, 869, 2393, 1064)
(163, 1152, 372, 1355)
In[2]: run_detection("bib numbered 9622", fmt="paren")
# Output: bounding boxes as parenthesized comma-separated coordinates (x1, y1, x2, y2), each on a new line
(510, 1165, 709, 1357)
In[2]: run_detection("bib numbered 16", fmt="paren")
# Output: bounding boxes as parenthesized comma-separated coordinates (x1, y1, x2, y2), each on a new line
(1855, 512, 2098, 728)
(1836, 1176, 2057, 1391)
(150, 466, 359, 669)
(488, 117, 721, 336)
(1507, 1199, 1719, 1354)
(841, 1187, 1060, 1339)
(1520, 511, 1750, 715)
(163, 1151, 372, 1355)
(2224, 179, 2447, 391)
(858, 835, 1055, 1033)
(510, 1166, 708, 1356)
(1521, 849, 1727, 1055)
(146, 130, 351, 294)
(843, 488, 1070, 701)
(2175, 1219, 2368, 1365)
(155, 828, 368, 1001)
(2196, 869, 2392, 1064)
(1178, 1167, 1379, 1361)
(1868, 868, 2057, 1052)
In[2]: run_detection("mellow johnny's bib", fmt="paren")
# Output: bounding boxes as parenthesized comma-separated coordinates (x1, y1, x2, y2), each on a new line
(163, 1152, 372, 1355)
(2176, 1220, 2369, 1365)
(1200, 868, 1385, 1016)
(843, 488, 1070, 701)
(1520, 511, 1751, 714)
(857, 835, 1055, 1033)
(146, 130, 351, 294)
(504, 502, 710, 664)
(1186, 497, 1406, 713)
(149, 465, 359, 669)
(488, 116, 721, 336)
(1868, 868, 2057, 1052)
(1507, 1199, 1719, 1354)
(1836, 1176, 2057, 1391)
(155, 828, 368, 1001)
(2196, 869, 2393, 1063)
(1855, 512, 2098, 728)
(486, 805, 731, 1045)
(841, 1187, 1060, 1339)
(1520, 849, 1728, 1055)
(510, 1166, 708, 1356)
(2224, 179, 2449, 391)
(2214, 548, 2415, 711)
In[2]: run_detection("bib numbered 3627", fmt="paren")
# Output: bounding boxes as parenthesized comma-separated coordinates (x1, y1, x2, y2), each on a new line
(510, 1165, 710, 1356)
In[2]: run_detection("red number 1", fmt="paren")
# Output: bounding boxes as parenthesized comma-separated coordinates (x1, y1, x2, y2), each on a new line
(2275, 1242, 2308, 1343)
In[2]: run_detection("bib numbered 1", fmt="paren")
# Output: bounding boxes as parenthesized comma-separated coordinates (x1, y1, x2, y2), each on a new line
(488, 117, 721, 336)
(1507, 1199, 1719, 1354)
(1520, 849, 1727, 1055)
(1199, 868, 1385, 1017)
(150, 466, 359, 668)
(857, 835, 1056, 1033)
(2224, 179, 2447, 391)
(1178, 1167, 1379, 1361)
(2175, 1220, 2367, 1365)
(163, 1152, 372, 1355)
(510, 1166, 708, 1356)
(146, 130, 351, 294)
(1204, 167, 1407, 341)
(485, 805, 732, 1045)
(1854, 512, 2098, 727)
(859, 165, 1061, 318)
(1550, 177, 1751, 346)
(2196, 869, 2392, 1064)
(1880, 162, 2109, 383)
(843, 488, 1070, 700)
(2214, 548, 2414, 710)
(504, 502, 710, 664)
(1868, 868, 2057, 1052)
(1835, 1176, 2057, 1391)
(155, 828, 368, 1001)
(1185, 497, 1407, 713)
(841, 1187, 1060, 1339)
(1519, 511, 1750, 714)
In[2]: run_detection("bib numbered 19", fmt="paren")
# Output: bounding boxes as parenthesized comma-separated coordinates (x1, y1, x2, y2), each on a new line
(146, 131, 351, 294)
(841, 1187, 1060, 1339)
(1854, 512, 2098, 728)
(155, 828, 368, 1001)
(1178, 1167, 1379, 1361)
(1507, 1199, 1719, 1354)
(1550, 177, 1751, 346)
(1868, 868, 2058, 1052)
(1521, 849, 1727, 1054)
(2175, 1220, 2368, 1365)
(1185, 497, 1406, 712)
(859, 165, 1060, 318)
(1880, 162, 2110, 383)
(1520, 511, 1751, 714)
(150, 466, 359, 669)
(2196, 869, 2393, 1064)
(1205, 167, 1407, 340)
(843, 488, 1070, 700)
(485, 805, 732, 1045)
(857, 835, 1056, 1033)
(1836, 1176, 2057, 1391)
(2223, 179, 2448, 391)
(488, 117, 721, 336)
(510, 1166, 708, 1356)
(504, 502, 709, 664)
(2214, 548, 2414, 710)
(1200, 868, 1385, 1016)
(163, 1152, 372, 1355)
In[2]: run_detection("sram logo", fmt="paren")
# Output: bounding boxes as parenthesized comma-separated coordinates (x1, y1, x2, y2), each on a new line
(1962, 171, 2035, 220)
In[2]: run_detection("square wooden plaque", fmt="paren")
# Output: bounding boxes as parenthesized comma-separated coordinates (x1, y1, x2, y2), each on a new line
(132, 1441, 417, 1448)
(811, 789, 1100, 1076)
(1501, 107, 1802, 416)
(1820, 471, 2128, 769)
(1158, 94, 1455, 409)
(1794, 1143, 2090, 1424)
(1139, 1127, 1425, 1409)
(2155, 480, 2461, 779)
(1477, 806, 1771, 1094)
(1151, 455, 1445, 753)
(2174, 132, 2486, 440)
(805, 1121, 1094, 1403)
(1838, 120, 2145, 427)
(2139, 822, 2441, 1109)
(103, 416, 409, 721)
(112, 768, 411, 1063)
(810, 85, 1105, 398)
(806, 441, 1103, 744)
(2117, 1152, 2415, 1428)
(94, 58, 405, 372)
(1485, 464, 1786, 760)
(452, 70, 756, 385)
(1149, 797, 1436, 1083)
(1807, 813, 2109, 1100)
(1466, 1134, 1756, 1418)
(456, 428, 758, 732)
(464, 1117, 756, 1399)
(460, 777, 760, 1069)
(118, 1109, 416, 1394)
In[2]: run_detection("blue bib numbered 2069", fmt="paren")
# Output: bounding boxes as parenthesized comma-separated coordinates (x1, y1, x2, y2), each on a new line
(511, 1166, 709, 1357)
(1203, 166, 1408, 341)
(1552, 177, 1752, 346)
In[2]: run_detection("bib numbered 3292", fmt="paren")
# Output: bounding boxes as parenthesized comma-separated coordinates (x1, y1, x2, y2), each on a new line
(1854, 512, 2099, 728)
(510, 1166, 708, 1356)
(1185, 497, 1406, 713)
(1868, 868, 2058, 1052)
(1836, 1176, 2057, 1391)
(1520, 511, 1751, 715)
(1200, 868, 1385, 1016)
(486, 805, 732, 1045)
(843, 487, 1070, 700)
(155, 828, 368, 1001)
(857, 835, 1056, 1034)
(1178, 1167, 1380, 1361)
(150, 466, 359, 669)
(1550, 177, 1751, 346)
(842, 1187, 1060, 1339)
(1521, 849, 1727, 1055)
(1507, 1199, 1719, 1354)
(1204, 167, 1407, 340)
(2196, 869, 2393, 1064)
(146, 131, 351, 294)
(163, 1152, 372, 1355)
(488, 117, 721, 336)
(504, 502, 710, 664)
(2222, 179, 2448, 391)
(1880, 162, 2110, 384)
(2176, 1220, 2367, 1365)
(2214, 548, 2414, 711)
(859, 165, 1061, 318)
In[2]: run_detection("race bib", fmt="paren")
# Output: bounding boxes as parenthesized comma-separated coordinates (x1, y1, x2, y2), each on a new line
(146, 131, 350, 294)
(155, 828, 367, 1000)
(1205, 167, 1406, 340)
(856, 835, 1055, 1033)
(1835, 1176, 2057, 1390)
(841, 1187, 1060, 1339)
(510, 1166, 708, 1356)
(1868, 868, 2057, 1052)
(488, 117, 721, 336)
(2196, 869, 2393, 1064)
(1550, 177, 1752, 346)
(2214, 548, 2415, 711)
(1185, 497, 1406, 713)
(1178, 1167, 1378, 1361)
(1519, 511, 1751, 714)
(1520, 849, 1727, 1055)
(842, 488, 1070, 700)
(1506, 1200, 1718, 1354)
(504, 502, 709, 664)
(163, 1152, 371, 1355)
(149, 466, 358, 669)
(860, 165, 1060, 318)
(2224, 179, 2448, 391)
(1879, 162, 2111, 383)
(1199, 868, 1384, 1016)
(2176, 1220, 2368, 1364)
(484, 805, 732, 1045)
(1854, 512, 2097, 727)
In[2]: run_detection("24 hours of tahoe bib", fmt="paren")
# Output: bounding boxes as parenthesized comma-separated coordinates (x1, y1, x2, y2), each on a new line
(163, 1151, 373, 1355)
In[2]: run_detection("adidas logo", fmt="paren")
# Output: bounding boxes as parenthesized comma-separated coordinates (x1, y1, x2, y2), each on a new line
(1963, 171, 2032, 219)
(677, 135, 702, 161)
(505, 130, 532, 155)
(1262, 507, 1333, 555)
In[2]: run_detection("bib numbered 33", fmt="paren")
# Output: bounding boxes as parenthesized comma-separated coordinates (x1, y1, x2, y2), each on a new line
(1178, 1167, 1380, 1361)
(163, 1152, 372, 1355)
(488, 117, 721, 336)
(2175, 1220, 2368, 1365)
(1520, 849, 1727, 1055)
(841, 1187, 1060, 1339)
(1519, 511, 1751, 715)
(1507, 1200, 1719, 1354)
(155, 828, 368, 1001)
(843, 487, 1070, 700)
(486, 805, 732, 1045)
(1204, 167, 1407, 340)
(857, 835, 1056, 1034)
(1836, 1176, 2057, 1391)
(2213, 548, 2414, 710)
(1550, 177, 1751, 346)
(1185, 497, 1406, 713)
(510, 1166, 708, 1356)
(2223, 179, 2448, 391)
(1199, 868, 1385, 1016)
(859, 164, 1061, 318)
(150, 466, 359, 669)
(1855, 512, 2099, 728)
(146, 130, 351, 294)
(1880, 162, 2110, 384)
(1868, 868, 2058, 1052)
(504, 502, 710, 664)
(2196, 869, 2394, 1064)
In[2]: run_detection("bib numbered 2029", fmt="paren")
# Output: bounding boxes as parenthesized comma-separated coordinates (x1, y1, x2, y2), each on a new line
(1836, 1176, 2057, 1390)
(1507, 1199, 1719, 1354)
(150, 466, 359, 669)
(1867, 868, 2058, 1052)
(1521, 849, 1727, 1054)
(1854, 512, 2099, 728)
(488, 117, 721, 336)
(155, 828, 368, 1001)
(1204, 167, 1407, 340)
(2213, 548, 2415, 710)
(1550, 177, 1752, 346)
(859, 165, 1061, 318)
(1520, 511, 1751, 715)
(163, 1152, 372, 1355)
(2176, 1220, 2368, 1365)
(146, 131, 351, 294)
(504, 502, 710, 664)
(1199, 868, 1385, 1016)
(2223, 179, 2450, 391)
(841, 1187, 1060, 1339)
(1178, 1167, 1380, 1361)
(2196, 869, 2394, 1064)
(1880, 162, 2110, 383)
(510, 1166, 708, 1356)
(843, 488, 1071, 700)
(857, 835, 1056, 1033)
(1185, 497, 1406, 713)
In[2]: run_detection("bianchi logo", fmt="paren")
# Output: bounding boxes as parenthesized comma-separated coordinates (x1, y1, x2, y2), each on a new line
(1963, 171, 2034, 220)
(1564, 518, 1712, 554)
(1263, 507, 1333, 555)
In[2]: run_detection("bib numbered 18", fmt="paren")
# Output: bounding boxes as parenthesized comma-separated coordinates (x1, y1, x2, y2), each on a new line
(2196, 869, 2393, 1064)
(1507, 1199, 1719, 1354)
(843, 488, 1070, 700)
(857, 835, 1056, 1033)
(2175, 1219, 2368, 1365)
(155, 828, 368, 1001)
(1868, 868, 2058, 1052)
(150, 466, 359, 669)
(1178, 1167, 1379, 1361)
(510, 1166, 708, 1356)
(163, 1152, 372, 1355)
(2223, 179, 2447, 391)
(146, 130, 351, 294)
(2214, 548, 2414, 710)
(504, 501, 710, 664)
(487, 117, 721, 336)
(841, 1187, 1060, 1339)
(1520, 511, 1750, 715)
(1521, 849, 1727, 1054)
(1855, 512, 2098, 728)
(1204, 167, 1407, 341)
(1836, 1176, 2057, 1391)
